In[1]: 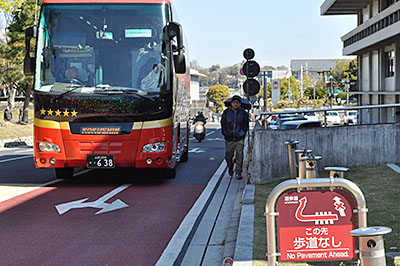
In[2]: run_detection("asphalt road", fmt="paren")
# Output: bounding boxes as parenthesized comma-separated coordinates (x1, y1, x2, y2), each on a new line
(0, 124, 225, 265)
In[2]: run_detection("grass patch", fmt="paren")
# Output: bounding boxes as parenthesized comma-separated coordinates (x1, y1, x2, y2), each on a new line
(0, 104, 34, 140)
(254, 165, 400, 266)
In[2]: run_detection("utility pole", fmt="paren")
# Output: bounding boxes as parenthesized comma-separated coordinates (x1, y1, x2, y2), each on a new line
(258, 71, 267, 112)
(300, 65, 304, 98)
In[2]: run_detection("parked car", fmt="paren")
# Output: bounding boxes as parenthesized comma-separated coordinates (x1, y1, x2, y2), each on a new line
(304, 112, 319, 122)
(344, 111, 358, 125)
(325, 111, 342, 126)
(280, 120, 322, 130)
(268, 115, 305, 130)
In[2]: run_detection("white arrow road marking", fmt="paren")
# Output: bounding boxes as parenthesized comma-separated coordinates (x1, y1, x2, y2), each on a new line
(55, 184, 131, 215)
(188, 148, 205, 153)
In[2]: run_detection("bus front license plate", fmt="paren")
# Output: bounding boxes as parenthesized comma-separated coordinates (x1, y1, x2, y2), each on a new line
(87, 155, 114, 168)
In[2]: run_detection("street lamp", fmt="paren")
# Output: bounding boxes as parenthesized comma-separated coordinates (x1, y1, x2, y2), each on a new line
(345, 79, 350, 104)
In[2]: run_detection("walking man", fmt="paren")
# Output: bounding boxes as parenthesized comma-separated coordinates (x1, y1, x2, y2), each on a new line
(221, 95, 249, 179)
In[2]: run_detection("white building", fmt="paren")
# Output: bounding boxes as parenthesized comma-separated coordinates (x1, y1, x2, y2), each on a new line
(321, 0, 400, 123)
(190, 69, 207, 117)
(291, 59, 345, 81)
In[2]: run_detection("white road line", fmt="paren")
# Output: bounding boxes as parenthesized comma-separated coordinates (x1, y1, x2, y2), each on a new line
(0, 167, 92, 203)
(206, 130, 216, 136)
(74, 168, 94, 176)
(0, 179, 62, 203)
(0, 155, 33, 163)
(14, 149, 33, 154)
(387, 163, 400, 173)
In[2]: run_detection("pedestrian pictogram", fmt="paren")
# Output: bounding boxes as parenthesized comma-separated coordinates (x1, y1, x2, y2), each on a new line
(333, 196, 346, 216)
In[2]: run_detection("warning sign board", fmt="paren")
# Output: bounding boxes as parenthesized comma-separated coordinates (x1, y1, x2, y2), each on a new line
(276, 190, 357, 262)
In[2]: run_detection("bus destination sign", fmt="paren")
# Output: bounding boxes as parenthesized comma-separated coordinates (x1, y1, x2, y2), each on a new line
(80, 126, 121, 135)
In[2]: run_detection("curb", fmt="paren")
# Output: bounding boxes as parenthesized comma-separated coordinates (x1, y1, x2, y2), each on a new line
(233, 184, 255, 266)
(155, 160, 227, 265)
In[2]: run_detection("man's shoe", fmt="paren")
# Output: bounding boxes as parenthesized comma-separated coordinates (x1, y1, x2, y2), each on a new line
(228, 167, 234, 176)
(235, 172, 242, 180)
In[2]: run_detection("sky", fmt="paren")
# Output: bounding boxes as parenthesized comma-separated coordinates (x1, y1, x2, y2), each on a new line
(172, 0, 357, 68)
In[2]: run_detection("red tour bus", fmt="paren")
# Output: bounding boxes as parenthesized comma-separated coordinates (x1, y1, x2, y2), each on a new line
(24, 0, 191, 179)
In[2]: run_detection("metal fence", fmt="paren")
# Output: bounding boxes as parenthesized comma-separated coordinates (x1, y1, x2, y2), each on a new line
(258, 103, 400, 129)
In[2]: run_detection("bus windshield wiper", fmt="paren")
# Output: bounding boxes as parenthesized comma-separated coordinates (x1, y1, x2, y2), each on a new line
(96, 88, 155, 102)
(53, 84, 86, 101)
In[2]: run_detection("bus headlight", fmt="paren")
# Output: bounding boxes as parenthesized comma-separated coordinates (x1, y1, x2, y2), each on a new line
(142, 142, 165, 153)
(38, 141, 60, 153)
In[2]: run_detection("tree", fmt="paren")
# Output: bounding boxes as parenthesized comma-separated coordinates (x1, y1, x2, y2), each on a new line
(190, 60, 202, 70)
(331, 58, 358, 92)
(279, 76, 299, 100)
(209, 64, 221, 72)
(276, 65, 288, 71)
(206, 84, 230, 113)
(346, 58, 358, 91)
(218, 72, 227, 85)
(0, 0, 40, 122)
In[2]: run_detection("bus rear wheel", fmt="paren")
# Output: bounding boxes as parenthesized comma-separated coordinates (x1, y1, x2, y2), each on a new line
(180, 134, 189, 162)
(55, 168, 74, 179)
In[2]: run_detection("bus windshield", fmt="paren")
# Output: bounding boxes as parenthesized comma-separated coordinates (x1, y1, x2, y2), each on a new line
(35, 4, 169, 95)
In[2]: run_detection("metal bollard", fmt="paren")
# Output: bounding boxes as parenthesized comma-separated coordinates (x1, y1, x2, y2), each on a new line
(350, 226, 392, 266)
(302, 155, 322, 179)
(296, 149, 312, 179)
(284, 140, 299, 179)
(324, 166, 349, 178)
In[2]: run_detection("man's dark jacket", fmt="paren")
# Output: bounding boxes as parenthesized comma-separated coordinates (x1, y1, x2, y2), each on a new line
(221, 107, 249, 141)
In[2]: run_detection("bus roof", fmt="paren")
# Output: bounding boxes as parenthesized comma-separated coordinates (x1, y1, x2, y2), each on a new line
(42, 0, 170, 3)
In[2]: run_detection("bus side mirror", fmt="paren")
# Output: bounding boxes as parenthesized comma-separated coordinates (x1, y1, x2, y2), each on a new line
(163, 21, 184, 51)
(163, 22, 186, 74)
(174, 52, 186, 74)
(24, 26, 37, 75)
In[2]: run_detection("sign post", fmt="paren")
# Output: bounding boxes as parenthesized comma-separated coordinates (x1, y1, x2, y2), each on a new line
(271, 80, 281, 104)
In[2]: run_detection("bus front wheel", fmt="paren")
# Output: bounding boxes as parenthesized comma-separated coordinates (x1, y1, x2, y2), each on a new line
(55, 168, 74, 179)
(163, 167, 176, 179)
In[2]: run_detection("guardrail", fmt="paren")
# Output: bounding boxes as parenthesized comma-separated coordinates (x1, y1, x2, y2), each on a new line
(258, 103, 400, 129)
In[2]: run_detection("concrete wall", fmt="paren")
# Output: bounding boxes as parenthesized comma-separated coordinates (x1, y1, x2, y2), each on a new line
(249, 122, 400, 184)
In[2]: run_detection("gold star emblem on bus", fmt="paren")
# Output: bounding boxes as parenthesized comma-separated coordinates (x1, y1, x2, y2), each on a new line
(63, 110, 69, 117)
(40, 108, 46, 115)
(71, 110, 78, 117)
(47, 109, 54, 116)
(55, 109, 61, 116)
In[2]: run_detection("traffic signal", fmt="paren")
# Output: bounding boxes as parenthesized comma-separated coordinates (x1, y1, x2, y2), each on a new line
(242, 48, 260, 97)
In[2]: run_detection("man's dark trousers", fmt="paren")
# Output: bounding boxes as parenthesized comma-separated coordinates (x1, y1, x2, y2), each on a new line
(225, 138, 244, 175)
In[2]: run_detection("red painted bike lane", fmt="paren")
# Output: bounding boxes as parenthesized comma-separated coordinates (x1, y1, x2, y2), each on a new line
(0, 182, 205, 266)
